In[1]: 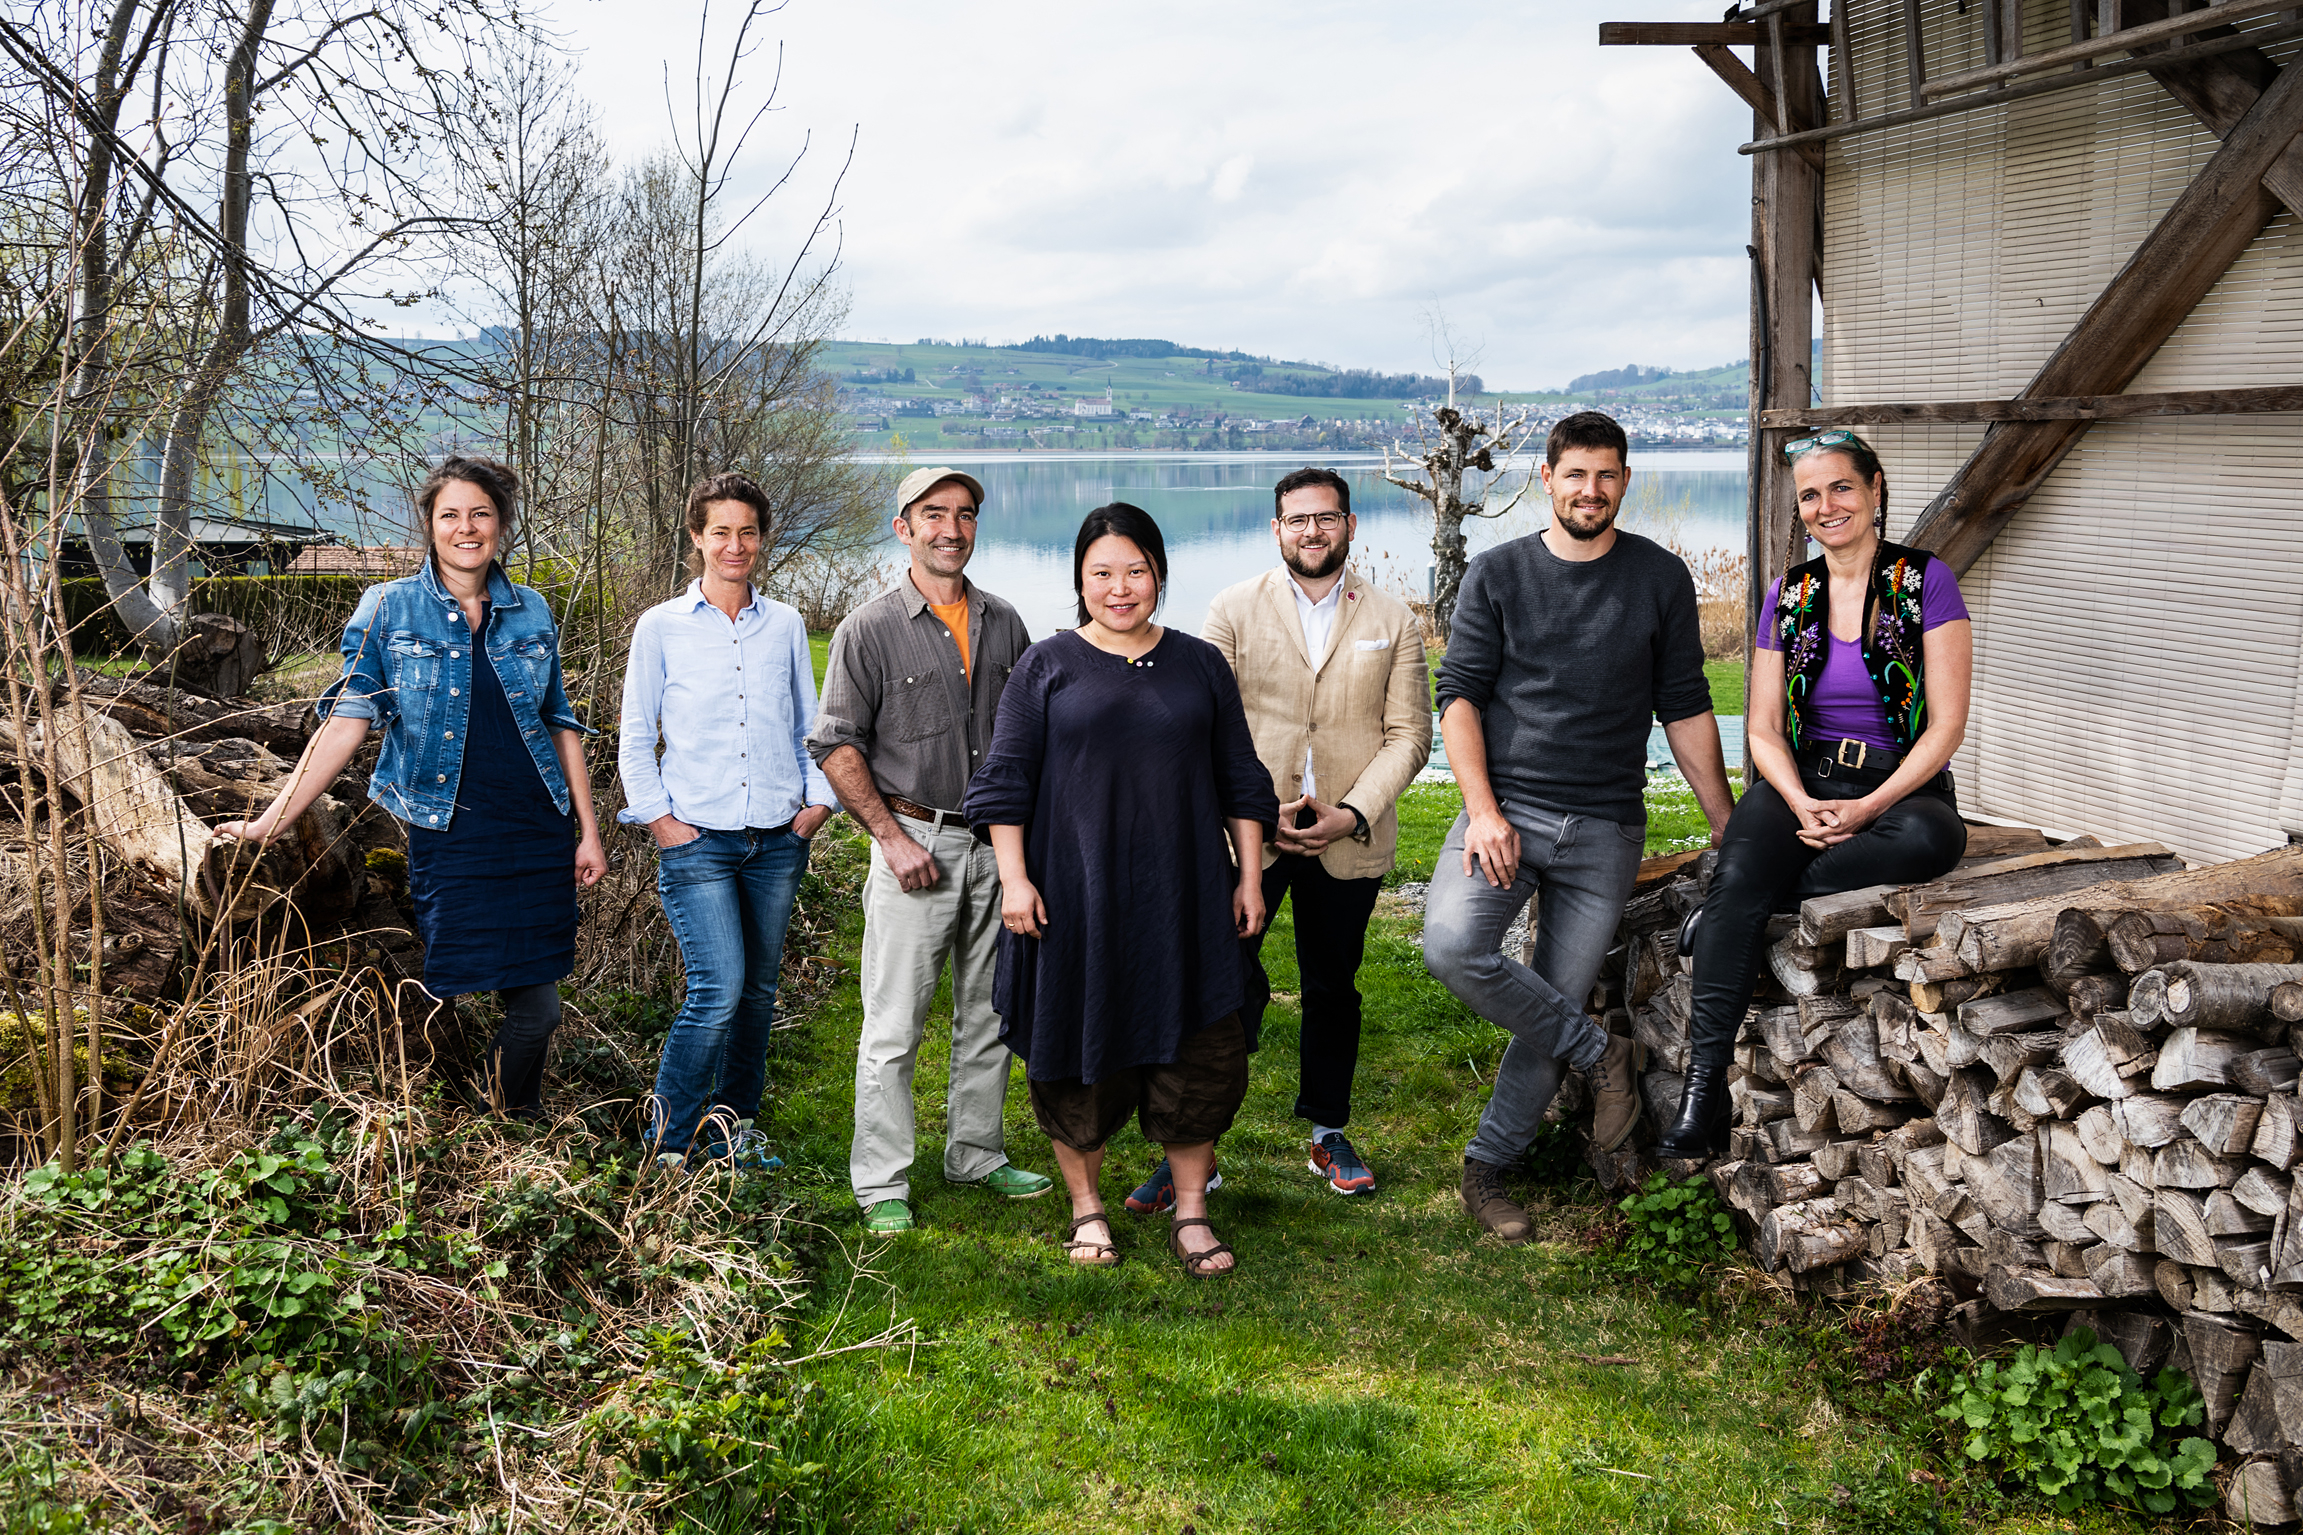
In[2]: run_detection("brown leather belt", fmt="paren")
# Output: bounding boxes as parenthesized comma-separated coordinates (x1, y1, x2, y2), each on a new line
(887, 794, 967, 830)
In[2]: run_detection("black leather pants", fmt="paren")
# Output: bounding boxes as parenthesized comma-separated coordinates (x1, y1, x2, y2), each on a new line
(1685, 759, 1966, 1060)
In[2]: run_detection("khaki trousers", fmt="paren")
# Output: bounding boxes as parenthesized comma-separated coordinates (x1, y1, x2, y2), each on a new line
(850, 813, 1013, 1205)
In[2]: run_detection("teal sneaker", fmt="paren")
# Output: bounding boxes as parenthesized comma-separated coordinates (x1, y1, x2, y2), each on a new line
(955, 1163, 1055, 1200)
(862, 1199, 915, 1234)
(715, 1124, 783, 1174)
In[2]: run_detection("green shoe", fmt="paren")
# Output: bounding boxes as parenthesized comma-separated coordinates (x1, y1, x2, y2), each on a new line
(862, 1199, 914, 1234)
(960, 1163, 1055, 1200)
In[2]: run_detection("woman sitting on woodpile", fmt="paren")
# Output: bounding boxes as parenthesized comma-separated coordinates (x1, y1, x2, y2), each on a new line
(1656, 431, 1972, 1160)
(962, 503, 1277, 1274)
(219, 457, 608, 1118)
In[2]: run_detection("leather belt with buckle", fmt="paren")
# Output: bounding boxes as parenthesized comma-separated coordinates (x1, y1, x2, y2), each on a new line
(887, 794, 967, 830)
(1809, 738, 1903, 776)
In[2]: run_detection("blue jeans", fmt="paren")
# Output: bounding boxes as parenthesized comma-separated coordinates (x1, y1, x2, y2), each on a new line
(1421, 801, 1644, 1169)
(650, 827, 808, 1157)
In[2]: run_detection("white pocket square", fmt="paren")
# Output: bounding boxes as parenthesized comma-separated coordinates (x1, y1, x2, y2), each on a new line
(1353, 638, 1387, 650)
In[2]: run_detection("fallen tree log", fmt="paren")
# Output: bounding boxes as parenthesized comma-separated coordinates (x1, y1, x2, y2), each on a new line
(41, 700, 358, 927)
(67, 671, 309, 756)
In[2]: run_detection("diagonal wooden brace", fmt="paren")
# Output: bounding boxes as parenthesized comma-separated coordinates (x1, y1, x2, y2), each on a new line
(1694, 43, 1827, 171)
(1906, 55, 2303, 572)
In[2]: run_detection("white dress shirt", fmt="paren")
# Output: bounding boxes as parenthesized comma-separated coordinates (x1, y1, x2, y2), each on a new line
(617, 580, 837, 831)
(1289, 573, 1343, 799)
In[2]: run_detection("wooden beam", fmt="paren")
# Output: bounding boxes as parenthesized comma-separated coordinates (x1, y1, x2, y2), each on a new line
(1695, 44, 1827, 169)
(1745, 4, 1821, 762)
(1740, 19, 2303, 153)
(2124, 0, 2303, 209)
(1905, 57, 2303, 572)
(1920, 0, 2296, 96)
(1903, 0, 1930, 110)
(1763, 383, 2303, 427)
(1599, 21, 1833, 45)
(1834, 0, 1860, 118)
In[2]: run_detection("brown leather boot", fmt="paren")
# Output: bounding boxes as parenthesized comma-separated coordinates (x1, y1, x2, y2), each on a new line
(1461, 1158, 1531, 1243)
(1587, 1033, 1648, 1152)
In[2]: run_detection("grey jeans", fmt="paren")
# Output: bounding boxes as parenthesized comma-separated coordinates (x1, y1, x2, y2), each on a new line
(1421, 801, 1644, 1169)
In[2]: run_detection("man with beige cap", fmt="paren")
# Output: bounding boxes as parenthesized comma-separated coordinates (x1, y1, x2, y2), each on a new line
(807, 466, 1050, 1233)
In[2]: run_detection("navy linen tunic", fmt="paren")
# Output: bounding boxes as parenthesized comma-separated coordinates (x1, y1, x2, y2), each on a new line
(963, 629, 1278, 1082)
(405, 603, 578, 997)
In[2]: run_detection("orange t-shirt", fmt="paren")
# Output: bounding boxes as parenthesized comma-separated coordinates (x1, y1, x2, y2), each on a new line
(930, 598, 971, 678)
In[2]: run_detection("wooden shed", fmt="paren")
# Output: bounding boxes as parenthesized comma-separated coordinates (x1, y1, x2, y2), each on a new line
(1604, 2, 2303, 864)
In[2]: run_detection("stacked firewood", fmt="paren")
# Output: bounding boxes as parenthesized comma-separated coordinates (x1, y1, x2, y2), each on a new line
(1599, 829, 2303, 1524)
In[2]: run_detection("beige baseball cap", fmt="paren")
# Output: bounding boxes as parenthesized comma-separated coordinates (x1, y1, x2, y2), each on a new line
(897, 466, 986, 514)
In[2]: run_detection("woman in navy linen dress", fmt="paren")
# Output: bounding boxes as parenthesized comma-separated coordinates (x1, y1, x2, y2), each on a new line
(219, 458, 607, 1119)
(965, 504, 1277, 1275)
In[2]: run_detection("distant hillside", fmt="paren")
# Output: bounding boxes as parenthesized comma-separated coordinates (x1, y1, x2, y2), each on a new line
(1567, 363, 1681, 392)
(1007, 334, 1265, 364)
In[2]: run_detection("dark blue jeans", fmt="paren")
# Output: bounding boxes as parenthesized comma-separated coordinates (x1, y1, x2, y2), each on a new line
(650, 826, 808, 1157)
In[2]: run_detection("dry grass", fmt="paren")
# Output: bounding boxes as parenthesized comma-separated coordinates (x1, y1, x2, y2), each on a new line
(0, 811, 883, 1531)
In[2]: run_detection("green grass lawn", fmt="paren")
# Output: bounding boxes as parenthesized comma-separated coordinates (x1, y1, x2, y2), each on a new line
(756, 779, 2125, 1534)
(1704, 659, 1745, 718)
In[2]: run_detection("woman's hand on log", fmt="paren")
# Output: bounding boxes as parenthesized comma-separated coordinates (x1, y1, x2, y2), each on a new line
(574, 827, 608, 887)
(1233, 872, 1268, 939)
(215, 809, 282, 845)
(1001, 877, 1047, 940)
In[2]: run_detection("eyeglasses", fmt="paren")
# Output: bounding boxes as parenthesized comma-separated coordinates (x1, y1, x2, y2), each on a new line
(1278, 512, 1347, 533)
(1783, 429, 1859, 459)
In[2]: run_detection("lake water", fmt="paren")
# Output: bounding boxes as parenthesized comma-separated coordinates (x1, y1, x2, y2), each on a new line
(884, 450, 1751, 641)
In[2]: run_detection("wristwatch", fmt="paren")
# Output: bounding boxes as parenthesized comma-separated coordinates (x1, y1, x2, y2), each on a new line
(1342, 802, 1370, 842)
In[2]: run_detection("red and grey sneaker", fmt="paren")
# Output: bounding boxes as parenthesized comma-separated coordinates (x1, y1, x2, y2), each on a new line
(1308, 1132, 1376, 1195)
(1122, 1156, 1224, 1213)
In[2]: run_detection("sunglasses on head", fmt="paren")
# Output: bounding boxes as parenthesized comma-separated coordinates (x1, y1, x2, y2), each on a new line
(1783, 429, 1859, 459)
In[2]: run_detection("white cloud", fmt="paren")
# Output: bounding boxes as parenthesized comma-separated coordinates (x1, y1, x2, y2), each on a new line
(553, 0, 1762, 388)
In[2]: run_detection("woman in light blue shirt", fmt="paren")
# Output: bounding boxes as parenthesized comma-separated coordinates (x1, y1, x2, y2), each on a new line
(618, 471, 837, 1172)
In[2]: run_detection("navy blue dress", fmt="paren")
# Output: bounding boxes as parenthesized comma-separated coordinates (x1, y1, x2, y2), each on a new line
(962, 629, 1278, 1082)
(405, 603, 578, 997)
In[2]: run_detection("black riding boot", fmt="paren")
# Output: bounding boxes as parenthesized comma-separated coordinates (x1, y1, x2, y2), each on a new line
(1655, 1050, 1732, 1160)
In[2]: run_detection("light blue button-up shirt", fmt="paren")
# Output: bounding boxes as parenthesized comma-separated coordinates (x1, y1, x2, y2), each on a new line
(617, 580, 836, 831)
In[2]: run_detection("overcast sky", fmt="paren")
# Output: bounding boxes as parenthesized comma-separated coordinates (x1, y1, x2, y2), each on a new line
(548, 0, 1758, 391)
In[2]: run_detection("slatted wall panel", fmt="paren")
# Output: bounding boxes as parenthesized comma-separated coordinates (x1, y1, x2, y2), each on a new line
(1817, 3, 2303, 861)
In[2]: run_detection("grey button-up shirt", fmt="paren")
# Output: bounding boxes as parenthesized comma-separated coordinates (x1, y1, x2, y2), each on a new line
(805, 575, 1031, 812)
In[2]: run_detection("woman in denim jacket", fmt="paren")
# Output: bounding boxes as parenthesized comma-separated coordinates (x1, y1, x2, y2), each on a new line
(221, 457, 607, 1116)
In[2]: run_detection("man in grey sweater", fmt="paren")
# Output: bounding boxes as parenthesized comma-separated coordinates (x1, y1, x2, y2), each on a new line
(1424, 411, 1734, 1242)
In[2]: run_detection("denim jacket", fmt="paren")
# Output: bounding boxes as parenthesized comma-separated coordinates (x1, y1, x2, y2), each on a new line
(316, 560, 590, 829)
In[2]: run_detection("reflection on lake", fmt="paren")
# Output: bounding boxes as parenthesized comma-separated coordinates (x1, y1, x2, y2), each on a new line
(881, 451, 1750, 641)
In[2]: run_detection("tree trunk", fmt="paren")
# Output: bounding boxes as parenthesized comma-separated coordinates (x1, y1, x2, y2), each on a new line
(71, 0, 180, 653)
(148, 0, 275, 657)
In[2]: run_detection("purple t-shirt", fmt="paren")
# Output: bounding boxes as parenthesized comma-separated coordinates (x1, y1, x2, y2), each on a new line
(1756, 556, 1969, 753)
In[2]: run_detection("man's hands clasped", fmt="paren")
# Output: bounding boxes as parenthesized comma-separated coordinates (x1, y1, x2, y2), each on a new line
(1274, 795, 1359, 858)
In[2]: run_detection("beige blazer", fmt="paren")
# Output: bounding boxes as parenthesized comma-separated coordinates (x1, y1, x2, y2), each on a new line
(1202, 564, 1432, 880)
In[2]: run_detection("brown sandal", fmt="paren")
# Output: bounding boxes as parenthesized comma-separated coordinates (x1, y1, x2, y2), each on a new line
(1062, 1210, 1119, 1267)
(1169, 1215, 1236, 1278)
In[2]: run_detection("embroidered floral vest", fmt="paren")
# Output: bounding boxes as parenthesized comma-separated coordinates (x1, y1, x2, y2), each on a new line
(1772, 539, 1931, 752)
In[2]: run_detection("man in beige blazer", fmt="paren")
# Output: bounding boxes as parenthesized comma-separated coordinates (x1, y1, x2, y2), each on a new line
(1200, 466, 1430, 1196)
